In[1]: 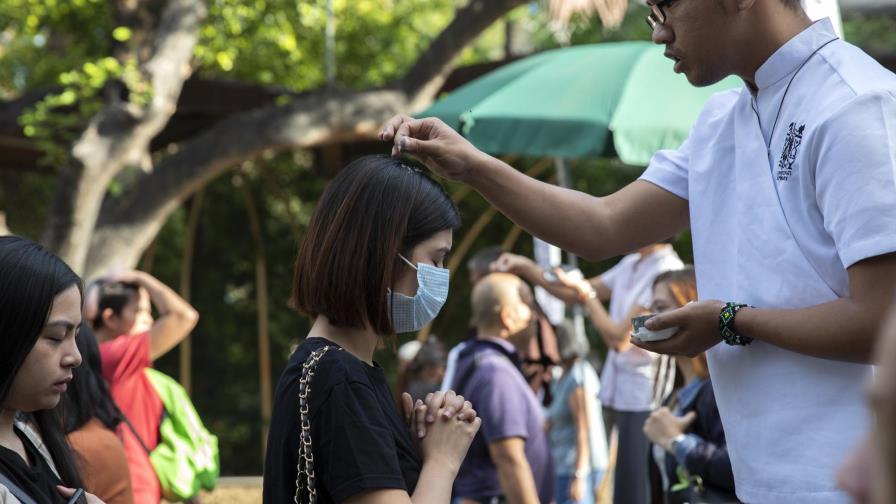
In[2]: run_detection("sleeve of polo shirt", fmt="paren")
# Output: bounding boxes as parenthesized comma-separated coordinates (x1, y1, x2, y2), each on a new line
(639, 131, 693, 201)
(473, 363, 530, 443)
(599, 258, 626, 291)
(314, 381, 407, 501)
(811, 90, 896, 268)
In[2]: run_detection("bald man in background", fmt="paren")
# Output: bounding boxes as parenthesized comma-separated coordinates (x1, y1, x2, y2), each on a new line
(450, 273, 554, 504)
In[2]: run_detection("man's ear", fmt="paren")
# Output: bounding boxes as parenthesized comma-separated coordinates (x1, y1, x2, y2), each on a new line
(498, 303, 514, 331)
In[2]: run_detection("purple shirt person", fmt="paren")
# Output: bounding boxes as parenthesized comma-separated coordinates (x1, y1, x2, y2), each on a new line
(451, 274, 554, 504)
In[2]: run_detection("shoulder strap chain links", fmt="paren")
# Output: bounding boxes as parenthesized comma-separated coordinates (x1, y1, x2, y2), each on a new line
(294, 345, 338, 504)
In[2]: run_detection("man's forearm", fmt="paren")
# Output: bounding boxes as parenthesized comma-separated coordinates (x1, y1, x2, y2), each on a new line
(494, 456, 540, 504)
(466, 157, 687, 262)
(737, 299, 879, 363)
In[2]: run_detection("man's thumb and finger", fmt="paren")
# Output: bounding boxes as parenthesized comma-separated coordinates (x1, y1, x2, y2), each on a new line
(395, 134, 441, 159)
(645, 307, 684, 331)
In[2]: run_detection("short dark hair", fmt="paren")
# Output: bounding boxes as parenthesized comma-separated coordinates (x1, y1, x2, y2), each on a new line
(0, 235, 84, 488)
(555, 320, 590, 361)
(467, 246, 504, 280)
(92, 281, 139, 328)
(292, 155, 461, 335)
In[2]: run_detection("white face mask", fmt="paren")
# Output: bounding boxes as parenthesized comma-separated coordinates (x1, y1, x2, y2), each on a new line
(388, 254, 450, 333)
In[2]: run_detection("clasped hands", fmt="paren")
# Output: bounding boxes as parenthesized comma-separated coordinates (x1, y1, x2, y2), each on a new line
(400, 390, 478, 440)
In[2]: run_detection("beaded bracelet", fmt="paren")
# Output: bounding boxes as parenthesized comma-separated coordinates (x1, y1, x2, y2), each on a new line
(719, 302, 753, 346)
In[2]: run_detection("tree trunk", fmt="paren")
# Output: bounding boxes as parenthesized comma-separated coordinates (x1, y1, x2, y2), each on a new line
(42, 0, 206, 273)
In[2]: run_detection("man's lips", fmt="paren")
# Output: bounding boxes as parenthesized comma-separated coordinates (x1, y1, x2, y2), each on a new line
(665, 50, 684, 73)
(664, 50, 683, 64)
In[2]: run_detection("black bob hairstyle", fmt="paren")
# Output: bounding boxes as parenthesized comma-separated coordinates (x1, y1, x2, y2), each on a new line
(291, 155, 461, 335)
(0, 235, 84, 488)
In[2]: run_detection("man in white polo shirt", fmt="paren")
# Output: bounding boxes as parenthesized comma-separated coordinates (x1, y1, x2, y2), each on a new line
(380, 2, 896, 503)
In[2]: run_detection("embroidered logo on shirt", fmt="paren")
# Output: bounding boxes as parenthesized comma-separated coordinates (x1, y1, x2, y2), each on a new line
(777, 122, 805, 181)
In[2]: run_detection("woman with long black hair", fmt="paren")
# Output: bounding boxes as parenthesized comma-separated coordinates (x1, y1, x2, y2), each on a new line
(0, 235, 104, 503)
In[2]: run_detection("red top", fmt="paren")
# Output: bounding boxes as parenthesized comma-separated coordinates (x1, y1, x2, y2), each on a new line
(100, 332, 163, 504)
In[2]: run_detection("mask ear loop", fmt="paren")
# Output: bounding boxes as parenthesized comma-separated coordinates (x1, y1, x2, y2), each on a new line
(398, 254, 418, 271)
(387, 254, 416, 342)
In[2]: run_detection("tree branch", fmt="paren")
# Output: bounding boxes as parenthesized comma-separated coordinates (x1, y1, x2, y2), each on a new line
(395, 0, 528, 110)
(84, 88, 406, 276)
(42, 0, 205, 273)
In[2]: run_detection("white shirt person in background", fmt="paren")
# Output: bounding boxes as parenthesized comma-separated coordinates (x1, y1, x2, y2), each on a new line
(380, 2, 896, 503)
(495, 244, 683, 504)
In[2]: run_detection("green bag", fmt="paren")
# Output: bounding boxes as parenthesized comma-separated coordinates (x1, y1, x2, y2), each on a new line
(144, 368, 220, 501)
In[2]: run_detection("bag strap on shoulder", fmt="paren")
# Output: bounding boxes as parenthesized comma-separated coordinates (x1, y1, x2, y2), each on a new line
(294, 345, 339, 504)
(0, 471, 39, 504)
(121, 414, 152, 456)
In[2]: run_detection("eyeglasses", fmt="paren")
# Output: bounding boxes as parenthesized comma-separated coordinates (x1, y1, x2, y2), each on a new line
(645, 0, 675, 29)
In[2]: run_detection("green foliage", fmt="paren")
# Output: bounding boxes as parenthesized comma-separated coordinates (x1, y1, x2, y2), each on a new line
(843, 14, 896, 53)
(17, 57, 151, 166)
(194, 0, 463, 90)
(0, 0, 114, 93)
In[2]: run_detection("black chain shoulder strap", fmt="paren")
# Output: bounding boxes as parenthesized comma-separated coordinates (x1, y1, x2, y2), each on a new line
(294, 345, 338, 504)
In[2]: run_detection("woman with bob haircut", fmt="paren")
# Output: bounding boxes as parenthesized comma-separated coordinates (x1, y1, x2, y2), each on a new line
(0, 235, 105, 503)
(263, 155, 481, 504)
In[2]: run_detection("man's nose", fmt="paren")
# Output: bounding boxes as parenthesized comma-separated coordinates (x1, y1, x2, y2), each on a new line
(651, 23, 674, 45)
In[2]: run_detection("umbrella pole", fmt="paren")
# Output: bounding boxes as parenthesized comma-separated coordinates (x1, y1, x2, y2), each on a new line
(554, 158, 588, 345)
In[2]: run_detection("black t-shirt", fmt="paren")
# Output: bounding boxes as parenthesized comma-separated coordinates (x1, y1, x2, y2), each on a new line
(0, 427, 67, 504)
(263, 337, 422, 503)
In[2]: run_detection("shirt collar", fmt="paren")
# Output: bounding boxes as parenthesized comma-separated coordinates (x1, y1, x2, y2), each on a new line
(675, 377, 707, 412)
(636, 243, 674, 263)
(477, 335, 518, 354)
(754, 18, 838, 90)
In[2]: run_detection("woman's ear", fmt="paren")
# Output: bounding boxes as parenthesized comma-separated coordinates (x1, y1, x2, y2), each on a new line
(101, 307, 117, 328)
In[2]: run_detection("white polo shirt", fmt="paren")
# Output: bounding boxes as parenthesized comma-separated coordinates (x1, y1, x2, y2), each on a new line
(641, 19, 896, 504)
(598, 245, 683, 411)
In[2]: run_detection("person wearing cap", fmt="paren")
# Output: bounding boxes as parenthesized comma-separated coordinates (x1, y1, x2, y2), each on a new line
(379, 2, 896, 502)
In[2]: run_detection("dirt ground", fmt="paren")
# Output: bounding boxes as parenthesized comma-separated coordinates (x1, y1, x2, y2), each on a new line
(166, 477, 261, 504)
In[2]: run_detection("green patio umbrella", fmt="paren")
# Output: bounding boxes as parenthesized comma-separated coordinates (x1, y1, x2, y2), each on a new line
(422, 41, 741, 165)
